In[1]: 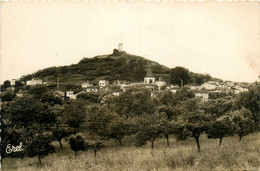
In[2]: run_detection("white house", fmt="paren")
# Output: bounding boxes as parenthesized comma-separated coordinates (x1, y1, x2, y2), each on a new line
(86, 86, 99, 93)
(82, 82, 94, 88)
(66, 91, 76, 99)
(200, 82, 218, 90)
(194, 91, 209, 102)
(10, 79, 16, 86)
(155, 77, 167, 88)
(99, 80, 109, 88)
(26, 78, 43, 86)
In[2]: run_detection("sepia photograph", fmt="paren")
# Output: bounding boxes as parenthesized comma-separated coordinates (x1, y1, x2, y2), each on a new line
(0, 1, 260, 170)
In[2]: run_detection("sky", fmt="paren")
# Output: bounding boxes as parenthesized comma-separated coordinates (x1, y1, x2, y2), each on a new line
(0, 1, 259, 83)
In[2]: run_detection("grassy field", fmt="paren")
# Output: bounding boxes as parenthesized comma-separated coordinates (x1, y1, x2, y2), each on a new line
(2, 133, 260, 171)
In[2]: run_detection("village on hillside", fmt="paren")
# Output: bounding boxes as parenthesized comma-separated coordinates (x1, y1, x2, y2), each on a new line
(2, 61, 258, 104)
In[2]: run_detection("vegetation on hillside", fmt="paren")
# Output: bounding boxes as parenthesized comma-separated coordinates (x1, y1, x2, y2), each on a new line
(16, 51, 213, 87)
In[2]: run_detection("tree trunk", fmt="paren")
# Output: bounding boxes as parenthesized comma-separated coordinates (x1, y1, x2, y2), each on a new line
(94, 149, 97, 157)
(194, 135, 201, 152)
(59, 140, 63, 150)
(151, 140, 154, 150)
(239, 135, 242, 142)
(119, 139, 122, 146)
(219, 137, 223, 147)
(166, 135, 170, 147)
(74, 151, 77, 157)
(37, 156, 42, 167)
(114, 139, 117, 147)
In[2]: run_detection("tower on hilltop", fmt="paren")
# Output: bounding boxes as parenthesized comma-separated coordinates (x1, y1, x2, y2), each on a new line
(118, 43, 123, 52)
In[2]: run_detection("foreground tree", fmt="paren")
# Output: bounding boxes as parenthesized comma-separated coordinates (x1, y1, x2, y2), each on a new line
(181, 98, 212, 152)
(230, 108, 255, 141)
(236, 86, 260, 129)
(135, 115, 162, 149)
(63, 101, 87, 134)
(107, 116, 129, 146)
(88, 141, 105, 157)
(112, 88, 156, 117)
(1, 96, 56, 165)
(26, 132, 55, 166)
(206, 115, 235, 146)
(68, 135, 86, 157)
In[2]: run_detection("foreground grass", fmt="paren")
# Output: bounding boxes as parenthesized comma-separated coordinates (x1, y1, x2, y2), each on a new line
(3, 133, 260, 171)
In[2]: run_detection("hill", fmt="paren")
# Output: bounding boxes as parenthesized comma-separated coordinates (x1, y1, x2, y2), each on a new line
(20, 51, 170, 86)
(19, 50, 215, 87)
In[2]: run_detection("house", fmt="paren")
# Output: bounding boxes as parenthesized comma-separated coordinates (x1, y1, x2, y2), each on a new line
(99, 80, 109, 88)
(166, 85, 180, 94)
(194, 90, 209, 102)
(155, 77, 167, 88)
(10, 79, 16, 86)
(16, 90, 24, 97)
(53, 90, 65, 98)
(26, 78, 43, 86)
(200, 81, 218, 90)
(112, 80, 127, 86)
(231, 85, 248, 94)
(144, 65, 155, 84)
(86, 86, 99, 93)
(66, 91, 76, 100)
(187, 84, 200, 90)
(82, 81, 94, 88)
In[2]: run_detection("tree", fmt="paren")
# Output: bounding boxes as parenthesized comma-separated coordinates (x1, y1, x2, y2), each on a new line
(107, 116, 129, 146)
(15, 80, 24, 88)
(0, 91, 16, 102)
(1, 96, 56, 165)
(28, 85, 48, 99)
(68, 135, 86, 157)
(181, 98, 212, 152)
(86, 106, 114, 140)
(159, 114, 176, 147)
(2, 80, 11, 89)
(235, 86, 260, 129)
(41, 92, 62, 105)
(88, 141, 105, 157)
(206, 115, 235, 146)
(135, 115, 162, 149)
(169, 67, 191, 86)
(175, 87, 195, 102)
(26, 132, 55, 166)
(230, 108, 255, 141)
(53, 127, 73, 149)
(112, 88, 156, 117)
(62, 101, 87, 133)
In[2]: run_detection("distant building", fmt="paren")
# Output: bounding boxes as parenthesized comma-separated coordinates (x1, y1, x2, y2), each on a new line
(86, 86, 99, 93)
(155, 77, 167, 87)
(144, 65, 155, 84)
(16, 90, 23, 97)
(99, 80, 109, 88)
(200, 81, 218, 90)
(26, 78, 43, 86)
(66, 91, 76, 100)
(118, 43, 123, 52)
(166, 85, 180, 94)
(194, 90, 209, 102)
(10, 79, 16, 86)
(82, 81, 94, 88)
(54, 90, 65, 98)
